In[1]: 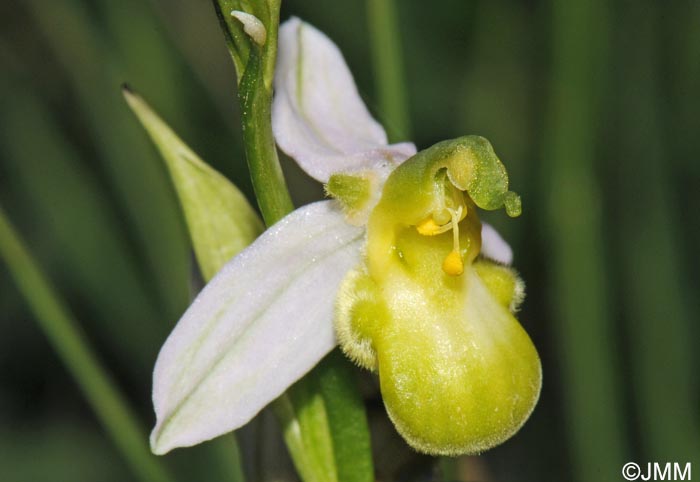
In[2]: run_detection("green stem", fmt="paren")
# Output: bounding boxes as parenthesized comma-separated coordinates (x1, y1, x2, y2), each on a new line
(215, 3, 374, 480)
(0, 206, 174, 482)
(541, 0, 628, 479)
(214, 0, 294, 225)
(239, 45, 294, 225)
(366, 0, 411, 142)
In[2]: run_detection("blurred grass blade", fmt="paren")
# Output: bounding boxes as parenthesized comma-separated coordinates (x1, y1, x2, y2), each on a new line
(615, 1, 700, 463)
(0, 86, 165, 374)
(98, 0, 184, 122)
(541, 0, 628, 479)
(459, 0, 535, 245)
(0, 205, 175, 482)
(25, 0, 190, 320)
(123, 87, 263, 281)
(366, 0, 411, 142)
(96, 0, 248, 182)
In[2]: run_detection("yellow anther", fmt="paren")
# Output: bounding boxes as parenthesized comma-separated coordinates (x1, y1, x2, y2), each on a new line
(416, 204, 466, 276)
(416, 218, 444, 236)
(442, 250, 464, 276)
(416, 204, 467, 237)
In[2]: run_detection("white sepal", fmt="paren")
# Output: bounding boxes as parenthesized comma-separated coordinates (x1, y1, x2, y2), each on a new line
(272, 17, 416, 182)
(480, 222, 513, 265)
(150, 201, 363, 454)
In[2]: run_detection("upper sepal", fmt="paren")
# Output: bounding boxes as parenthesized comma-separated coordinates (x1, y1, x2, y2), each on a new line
(272, 17, 416, 183)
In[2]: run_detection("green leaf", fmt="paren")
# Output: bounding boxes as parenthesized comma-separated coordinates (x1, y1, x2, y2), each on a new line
(123, 87, 263, 281)
(316, 352, 374, 482)
(276, 380, 337, 482)
(277, 352, 374, 482)
(366, 0, 412, 142)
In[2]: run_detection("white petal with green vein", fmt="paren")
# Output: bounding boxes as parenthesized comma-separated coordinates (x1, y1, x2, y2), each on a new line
(272, 17, 415, 182)
(150, 201, 363, 454)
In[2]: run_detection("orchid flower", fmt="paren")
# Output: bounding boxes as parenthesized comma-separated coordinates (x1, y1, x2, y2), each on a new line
(150, 17, 541, 457)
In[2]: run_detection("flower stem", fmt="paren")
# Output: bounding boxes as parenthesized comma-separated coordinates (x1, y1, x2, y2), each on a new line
(216, 0, 293, 225)
(0, 205, 175, 482)
(238, 44, 294, 225)
(366, 0, 412, 142)
(214, 2, 374, 481)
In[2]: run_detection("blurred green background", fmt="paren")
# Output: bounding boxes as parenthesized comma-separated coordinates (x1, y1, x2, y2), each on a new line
(1, 0, 698, 481)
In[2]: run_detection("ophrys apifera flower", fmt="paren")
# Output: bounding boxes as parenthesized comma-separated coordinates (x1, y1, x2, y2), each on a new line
(150, 17, 541, 457)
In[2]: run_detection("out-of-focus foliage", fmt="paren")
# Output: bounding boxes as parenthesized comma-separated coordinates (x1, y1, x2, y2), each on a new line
(0, 0, 698, 481)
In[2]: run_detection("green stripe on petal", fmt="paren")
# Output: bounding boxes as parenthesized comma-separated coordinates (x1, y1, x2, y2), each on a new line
(273, 18, 416, 182)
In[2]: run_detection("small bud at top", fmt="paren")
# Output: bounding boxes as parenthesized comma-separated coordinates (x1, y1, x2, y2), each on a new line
(231, 11, 267, 47)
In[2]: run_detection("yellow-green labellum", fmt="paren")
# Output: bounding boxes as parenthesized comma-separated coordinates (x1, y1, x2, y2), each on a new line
(335, 136, 541, 455)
